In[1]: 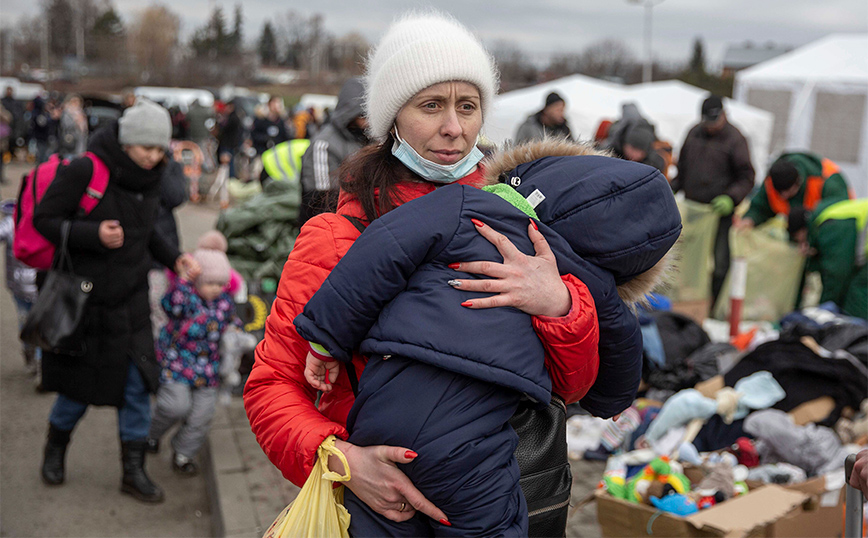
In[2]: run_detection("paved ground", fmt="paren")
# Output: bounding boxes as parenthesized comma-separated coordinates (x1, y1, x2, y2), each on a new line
(0, 159, 606, 537)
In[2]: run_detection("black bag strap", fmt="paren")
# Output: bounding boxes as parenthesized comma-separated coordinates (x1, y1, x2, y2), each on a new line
(53, 220, 75, 273)
(339, 213, 368, 397)
(345, 361, 360, 397)
(342, 214, 368, 235)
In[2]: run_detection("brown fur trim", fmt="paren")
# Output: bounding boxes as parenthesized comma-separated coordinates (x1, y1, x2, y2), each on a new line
(481, 138, 612, 185)
(617, 249, 679, 307)
(483, 138, 676, 306)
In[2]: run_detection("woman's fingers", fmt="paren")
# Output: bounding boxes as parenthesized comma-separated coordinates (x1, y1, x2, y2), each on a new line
(528, 220, 555, 261)
(472, 218, 523, 262)
(379, 446, 449, 524)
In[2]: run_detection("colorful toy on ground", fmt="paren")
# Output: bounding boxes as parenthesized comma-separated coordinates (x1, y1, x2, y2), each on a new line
(627, 456, 691, 504)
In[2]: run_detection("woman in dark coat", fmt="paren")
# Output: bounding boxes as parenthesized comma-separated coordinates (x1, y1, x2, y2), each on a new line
(33, 99, 199, 503)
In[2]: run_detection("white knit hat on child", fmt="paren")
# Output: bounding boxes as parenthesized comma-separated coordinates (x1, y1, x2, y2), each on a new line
(364, 13, 500, 141)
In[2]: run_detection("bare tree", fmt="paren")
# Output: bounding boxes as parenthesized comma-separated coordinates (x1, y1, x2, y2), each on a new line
(1, 16, 44, 71)
(128, 4, 180, 84)
(274, 10, 311, 69)
(578, 39, 638, 82)
(490, 40, 538, 91)
(328, 32, 369, 76)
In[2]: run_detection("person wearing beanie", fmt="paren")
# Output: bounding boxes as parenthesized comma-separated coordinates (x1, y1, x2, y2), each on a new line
(739, 151, 851, 231)
(514, 90, 573, 143)
(245, 12, 604, 538)
(197, 229, 229, 252)
(671, 95, 755, 306)
(148, 246, 238, 477)
(621, 124, 667, 173)
(602, 102, 670, 176)
(32, 104, 200, 503)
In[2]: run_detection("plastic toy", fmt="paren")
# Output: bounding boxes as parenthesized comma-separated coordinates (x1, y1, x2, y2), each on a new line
(650, 493, 698, 516)
(626, 456, 691, 504)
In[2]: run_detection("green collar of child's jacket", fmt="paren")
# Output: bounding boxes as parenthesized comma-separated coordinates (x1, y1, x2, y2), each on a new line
(481, 184, 539, 220)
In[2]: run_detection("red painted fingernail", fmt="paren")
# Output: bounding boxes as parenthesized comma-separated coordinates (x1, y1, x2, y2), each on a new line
(530, 218, 538, 230)
(404, 450, 417, 459)
(440, 519, 452, 527)
(461, 301, 473, 307)
(471, 218, 484, 227)
(448, 263, 460, 269)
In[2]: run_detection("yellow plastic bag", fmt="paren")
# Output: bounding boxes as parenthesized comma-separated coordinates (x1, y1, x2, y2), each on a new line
(713, 217, 806, 321)
(664, 199, 719, 302)
(262, 435, 351, 538)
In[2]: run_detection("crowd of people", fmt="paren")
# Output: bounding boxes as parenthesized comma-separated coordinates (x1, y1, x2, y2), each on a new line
(0, 9, 865, 537)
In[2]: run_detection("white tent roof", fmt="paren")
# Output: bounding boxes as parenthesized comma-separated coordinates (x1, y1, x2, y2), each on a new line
(737, 34, 868, 85)
(734, 34, 868, 197)
(486, 75, 774, 182)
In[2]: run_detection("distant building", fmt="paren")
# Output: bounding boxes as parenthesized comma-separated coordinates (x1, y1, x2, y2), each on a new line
(722, 42, 792, 77)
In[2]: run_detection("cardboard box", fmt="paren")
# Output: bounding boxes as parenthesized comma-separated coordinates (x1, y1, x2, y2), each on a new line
(596, 475, 844, 538)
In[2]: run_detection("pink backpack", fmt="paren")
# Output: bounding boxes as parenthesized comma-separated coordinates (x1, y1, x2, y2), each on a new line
(13, 152, 110, 270)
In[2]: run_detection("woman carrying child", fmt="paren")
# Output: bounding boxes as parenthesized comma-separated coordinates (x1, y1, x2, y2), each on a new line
(244, 12, 671, 537)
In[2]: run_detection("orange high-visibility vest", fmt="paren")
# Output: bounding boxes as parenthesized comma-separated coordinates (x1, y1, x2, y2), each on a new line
(766, 158, 841, 216)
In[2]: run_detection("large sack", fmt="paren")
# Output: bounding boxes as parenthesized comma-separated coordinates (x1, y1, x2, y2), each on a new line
(665, 199, 718, 302)
(713, 217, 805, 321)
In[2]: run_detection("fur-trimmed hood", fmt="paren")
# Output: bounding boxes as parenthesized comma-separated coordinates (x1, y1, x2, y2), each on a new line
(481, 139, 681, 305)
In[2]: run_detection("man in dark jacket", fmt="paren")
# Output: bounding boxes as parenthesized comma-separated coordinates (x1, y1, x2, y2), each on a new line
(250, 96, 289, 156)
(30, 96, 57, 164)
(671, 95, 755, 305)
(514, 92, 573, 143)
(2, 86, 23, 160)
(603, 103, 668, 175)
(298, 78, 368, 225)
(217, 100, 244, 178)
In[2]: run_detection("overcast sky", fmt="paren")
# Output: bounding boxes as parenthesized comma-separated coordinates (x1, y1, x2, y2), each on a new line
(4, 0, 868, 66)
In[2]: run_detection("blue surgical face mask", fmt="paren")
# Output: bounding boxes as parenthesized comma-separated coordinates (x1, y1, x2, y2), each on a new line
(391, 127, 484, 184)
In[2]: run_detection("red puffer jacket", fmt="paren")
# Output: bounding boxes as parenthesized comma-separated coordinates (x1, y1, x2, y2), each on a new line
(243, 169, 600, 487)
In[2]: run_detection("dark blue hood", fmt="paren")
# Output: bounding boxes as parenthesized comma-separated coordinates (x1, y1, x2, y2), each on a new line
(507, 155, 681, 285)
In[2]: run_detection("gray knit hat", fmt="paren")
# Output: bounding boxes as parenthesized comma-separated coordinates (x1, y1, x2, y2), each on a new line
(118, 98, 172, 149)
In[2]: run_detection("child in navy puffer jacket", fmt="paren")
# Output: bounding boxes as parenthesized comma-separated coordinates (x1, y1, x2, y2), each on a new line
(148, 246, 239, 476)
(296, 153, 681, 537)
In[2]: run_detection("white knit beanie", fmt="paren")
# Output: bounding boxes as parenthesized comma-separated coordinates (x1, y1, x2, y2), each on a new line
(118, 98, 172, 149)
(364, 12, 500, 141)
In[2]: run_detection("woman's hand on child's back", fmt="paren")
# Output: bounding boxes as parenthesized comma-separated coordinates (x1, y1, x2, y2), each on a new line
(328, 439, 451, 526)
(449, 219, 572, 318)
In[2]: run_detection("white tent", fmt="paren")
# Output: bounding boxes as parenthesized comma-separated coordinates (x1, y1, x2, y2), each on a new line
(734, 34, 868, 197)
(486, 74, 774, 183)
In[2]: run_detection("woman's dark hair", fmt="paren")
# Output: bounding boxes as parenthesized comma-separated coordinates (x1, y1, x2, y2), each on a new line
(338, 134, 419, 223)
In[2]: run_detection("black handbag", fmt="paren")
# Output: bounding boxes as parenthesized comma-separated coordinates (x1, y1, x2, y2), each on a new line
(510, 393, 571, 538)
(20, 221, 93, 355)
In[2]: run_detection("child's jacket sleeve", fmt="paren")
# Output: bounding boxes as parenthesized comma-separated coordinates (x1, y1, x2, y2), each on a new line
(293, 190, 463, 361)
(244, 214, 374, 487)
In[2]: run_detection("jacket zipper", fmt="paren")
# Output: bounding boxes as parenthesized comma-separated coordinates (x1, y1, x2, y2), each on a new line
(528, 497, 570, 518)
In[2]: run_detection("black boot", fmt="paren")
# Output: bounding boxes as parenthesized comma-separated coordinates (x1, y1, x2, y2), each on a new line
(121, 440, 165, 503)
(42, 424, 71, 485)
